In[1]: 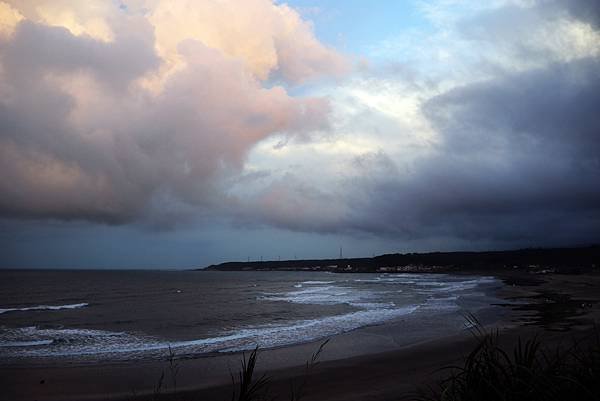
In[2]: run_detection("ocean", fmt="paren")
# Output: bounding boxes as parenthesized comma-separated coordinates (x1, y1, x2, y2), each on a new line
(0, 269, 503, 364)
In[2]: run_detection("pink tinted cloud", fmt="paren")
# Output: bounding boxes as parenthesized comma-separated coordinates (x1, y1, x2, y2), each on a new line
(0, 2, 342, 224)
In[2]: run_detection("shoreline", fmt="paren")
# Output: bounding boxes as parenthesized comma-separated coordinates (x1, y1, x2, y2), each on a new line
(3, 270, 600, 401)
(1, 320, 497, 401)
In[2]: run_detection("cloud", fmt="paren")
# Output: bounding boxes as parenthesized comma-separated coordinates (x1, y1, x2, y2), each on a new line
(230, 0, 600, 247)
(147, 0, 349, 84)
(237, 172, 348, 232)
(457, 1, 600, 72)
(0, 1, 344, 224)
(0, 1, 23, 37)
(2, 19, 158, 89)
(560, 0, 600, 28)
(1, 0, 599, 251)
(333, 58, 600, 245)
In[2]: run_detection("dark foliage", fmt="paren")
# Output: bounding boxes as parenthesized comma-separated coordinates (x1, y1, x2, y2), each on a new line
(230, 347, 271, 401)
(411, 316, 600, 401)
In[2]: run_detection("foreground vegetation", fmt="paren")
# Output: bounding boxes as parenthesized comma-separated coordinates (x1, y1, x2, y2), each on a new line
(146, 319, 600, 401)
(148, 340, 328, 401)
(413, 317, 600, 401)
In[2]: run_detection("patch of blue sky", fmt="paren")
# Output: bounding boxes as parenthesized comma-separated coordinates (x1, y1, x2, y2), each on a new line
(281, 0, 433, 55)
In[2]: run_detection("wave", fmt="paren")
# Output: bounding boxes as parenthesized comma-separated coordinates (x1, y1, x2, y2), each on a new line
(0, 305, 418, 359)
(0, 303, 88, 315)
(0, 273, 500, 361)
(261, 284, 374, 306)
(0, 339, 54, 347)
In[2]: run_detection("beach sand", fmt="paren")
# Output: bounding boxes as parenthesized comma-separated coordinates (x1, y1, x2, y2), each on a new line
(3, 270, 600, 401)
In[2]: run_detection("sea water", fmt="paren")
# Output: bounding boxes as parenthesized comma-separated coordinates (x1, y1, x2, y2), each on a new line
(0, 269, 502, 363)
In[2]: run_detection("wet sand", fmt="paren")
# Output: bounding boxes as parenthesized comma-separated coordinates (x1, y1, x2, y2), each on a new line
(3, 270, 600, 401)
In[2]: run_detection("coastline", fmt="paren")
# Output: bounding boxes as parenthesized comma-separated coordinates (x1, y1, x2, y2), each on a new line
(3, 270, 600, 401)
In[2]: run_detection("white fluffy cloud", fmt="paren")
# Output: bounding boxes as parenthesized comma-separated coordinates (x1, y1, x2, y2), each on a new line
(0, 0, 347, 224)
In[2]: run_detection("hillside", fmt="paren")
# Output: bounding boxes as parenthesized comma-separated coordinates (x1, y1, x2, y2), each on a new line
(202, 245, 600, 274)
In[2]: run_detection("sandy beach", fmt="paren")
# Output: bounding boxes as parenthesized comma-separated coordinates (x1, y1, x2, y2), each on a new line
(2, 269, 599, 401)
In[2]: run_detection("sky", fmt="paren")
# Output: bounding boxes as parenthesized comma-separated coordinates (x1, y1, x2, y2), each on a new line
(1, 0, 599, 269)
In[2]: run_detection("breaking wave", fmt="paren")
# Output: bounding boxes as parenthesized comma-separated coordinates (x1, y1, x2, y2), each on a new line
(0, 303, 88, 315)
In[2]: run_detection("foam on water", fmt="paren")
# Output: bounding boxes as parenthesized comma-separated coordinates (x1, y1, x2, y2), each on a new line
(0, 273, 500, 361)
(0, 305, 418, 359)
(0, 327, 151, 358)
(0, 339, 54, 347)
(0, 303, 88, 315)
(260, 284, 374, 305)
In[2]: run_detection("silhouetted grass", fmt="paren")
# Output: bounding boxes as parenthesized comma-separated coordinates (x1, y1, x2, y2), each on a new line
(141, 340, 329, 401)
(289, 338, 329, 401)
(411, 315, 600, 401)
(229, 346, 271, 401)
(141, 318, 600, 401)
(228, 340, 329, 401)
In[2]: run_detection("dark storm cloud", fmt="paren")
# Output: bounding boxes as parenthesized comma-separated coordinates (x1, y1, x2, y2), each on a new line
(560, 0, 600, 28)
(340, 57, 600, 245)
(426, 58, 600, 160)
(273, 0, 600, 245)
